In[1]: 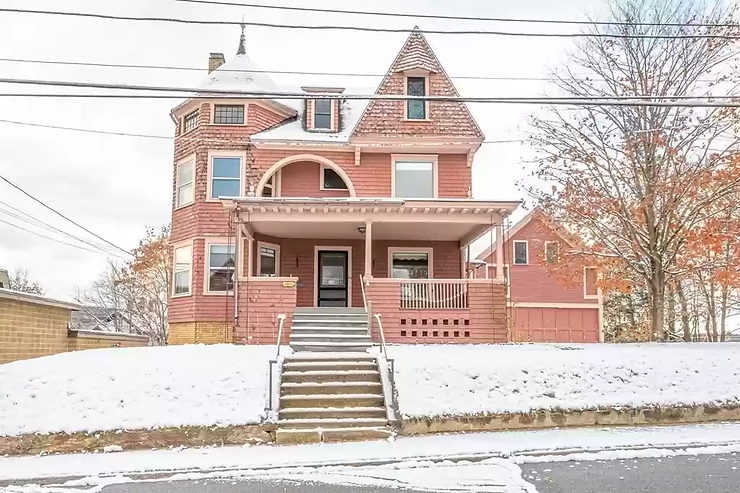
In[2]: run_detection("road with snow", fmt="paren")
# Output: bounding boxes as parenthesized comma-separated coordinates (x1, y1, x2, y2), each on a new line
(101, 479, 419, 493)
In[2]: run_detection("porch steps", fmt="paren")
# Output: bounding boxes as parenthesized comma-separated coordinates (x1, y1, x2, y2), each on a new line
(275, 353, 392, 444)
(290, 308, 373, 353)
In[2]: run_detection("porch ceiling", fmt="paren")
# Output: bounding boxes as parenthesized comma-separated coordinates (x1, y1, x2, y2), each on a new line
(251, 220, 482, 241)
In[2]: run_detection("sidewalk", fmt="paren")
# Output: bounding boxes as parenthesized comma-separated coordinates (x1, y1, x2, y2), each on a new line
(3, 422, 740, 483)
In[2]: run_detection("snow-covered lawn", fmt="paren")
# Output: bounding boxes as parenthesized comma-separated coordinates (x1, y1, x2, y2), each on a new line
(0, 345, 278, 436)
(388, 343, 740, 418)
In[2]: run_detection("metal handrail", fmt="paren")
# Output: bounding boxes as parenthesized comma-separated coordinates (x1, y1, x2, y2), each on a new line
(374, 313, 388, 359)
(359, 274, 368, 310)
(275, 314, 286, 359)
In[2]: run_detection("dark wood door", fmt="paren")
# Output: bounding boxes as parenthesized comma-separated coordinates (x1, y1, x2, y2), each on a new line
(317, 251, 348, 307)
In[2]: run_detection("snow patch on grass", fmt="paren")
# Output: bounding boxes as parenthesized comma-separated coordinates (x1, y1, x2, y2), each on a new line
(0, 344, 279, 436)
(388, 343, 740, 418)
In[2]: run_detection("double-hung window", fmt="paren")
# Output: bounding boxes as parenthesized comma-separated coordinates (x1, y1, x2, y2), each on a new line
(393, 159, 435, 198)
(513, 241, 528, 265)
(208, 244, 236, 292)
(545, 241, 560, 263)
(406, 77, 426, 119)
(257, 242, 280, 277)
(183, 110, 198, 133)
(213, 104, 245, 125)
(173, 245, 192, 295)
(176, 159, 194, 207)
(313, 99, 332, 130)
(210, 156, 242, 199)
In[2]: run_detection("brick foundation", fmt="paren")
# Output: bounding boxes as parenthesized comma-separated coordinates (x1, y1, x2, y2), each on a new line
(235, 277, 297, 344)
(168, 321, 232, 345)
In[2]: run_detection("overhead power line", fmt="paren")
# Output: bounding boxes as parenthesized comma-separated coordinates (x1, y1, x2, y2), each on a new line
(1, 77, 739, 107)
(0, 8, 738, 39)
(0, 174, 133, 257)
(174, 0, 740, 28)
(0, 216, 118, 256)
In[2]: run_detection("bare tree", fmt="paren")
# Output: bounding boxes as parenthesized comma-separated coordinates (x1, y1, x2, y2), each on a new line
(9, 268, 45, 295)
(524, 0, 740, 339)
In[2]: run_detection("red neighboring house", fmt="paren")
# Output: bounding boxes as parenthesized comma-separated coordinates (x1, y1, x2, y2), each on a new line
(475, 208, 603, 343)
(168, 28, 524, 346)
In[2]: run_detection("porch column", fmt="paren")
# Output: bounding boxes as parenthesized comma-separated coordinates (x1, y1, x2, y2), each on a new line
(364, 220, 373, 278)
(495, 222, 504, 280)
(246, 231, 254, 278)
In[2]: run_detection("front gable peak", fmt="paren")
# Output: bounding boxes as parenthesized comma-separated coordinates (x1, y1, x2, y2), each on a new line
(391, 28, 441, 74)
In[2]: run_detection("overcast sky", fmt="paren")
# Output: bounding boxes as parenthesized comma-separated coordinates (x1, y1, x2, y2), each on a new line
(0, 0, 609, 300)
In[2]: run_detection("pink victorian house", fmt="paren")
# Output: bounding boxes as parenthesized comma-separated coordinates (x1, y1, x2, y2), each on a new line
(167, 28, 520, 346)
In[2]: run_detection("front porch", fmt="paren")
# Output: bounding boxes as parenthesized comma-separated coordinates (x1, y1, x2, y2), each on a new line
(223, 197, 517, 344)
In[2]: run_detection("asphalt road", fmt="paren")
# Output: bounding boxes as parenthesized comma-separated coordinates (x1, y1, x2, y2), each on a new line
(522, 453, 740, 493)
(102, 478, 422, 493)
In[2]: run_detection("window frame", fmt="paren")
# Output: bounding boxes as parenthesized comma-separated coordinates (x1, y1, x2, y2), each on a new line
(204, 240, 237, 295)
(182, 110, 199, 134)
(404, 75, 430, 121)
(391, 154, 438, 199)
(256, 241, 281, 277)
(319, 165, 349, 191)
(311, 98, 335, 131)
(544, 241, 560, 264)
(388, 247, 434, 279)
(207, 150, 245, 202)
(584, 266, 599, 299)
(172, 242, 193, 297)
(513, 240, 529, 265)
(212, 104, 246, 125)
(261, 170, 281, 197)
(175, 155, 195, 209)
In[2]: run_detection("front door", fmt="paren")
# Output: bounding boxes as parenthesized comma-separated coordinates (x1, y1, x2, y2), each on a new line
(317, 251, 349, 307)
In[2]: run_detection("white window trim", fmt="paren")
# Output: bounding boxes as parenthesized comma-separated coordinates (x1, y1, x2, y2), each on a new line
(388, 247, 434, 278)
(182, 109, 199, 135)
(261, 169, 282, 197)
(314, 246, 353, 307)
(175, 154, 195, 209)
(204, 238, 236, 295)
(390, 154, 439, 199)
(257, 241, 281, 277)
(211, 102, 248, 126)
(583, 266, 600, 299)
(172, 241, 193, 298)
(319, 164, 349, 191)
(403, 73, 430, 121)
(207, 150, 246, 202)
(544, 240, 559, 264)
(513, 240, 529, 265)
(310, 98, 337, 132)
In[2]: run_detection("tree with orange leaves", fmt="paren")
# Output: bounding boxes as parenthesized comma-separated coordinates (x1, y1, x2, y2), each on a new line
(523, 0, 740, 340)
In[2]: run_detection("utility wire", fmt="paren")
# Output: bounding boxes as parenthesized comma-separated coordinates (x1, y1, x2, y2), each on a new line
(0, 200, 124, 256)
(0, 8, 738, 39)
(2, 77, 739, 106)
(0, 217, 119, 256)
(0, 174, 133, 257)
(175, 0, 740, 28)
(0, 56, 724, 84)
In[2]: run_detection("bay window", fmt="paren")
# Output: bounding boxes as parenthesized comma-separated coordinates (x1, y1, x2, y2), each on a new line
(208, 244, 236, 292)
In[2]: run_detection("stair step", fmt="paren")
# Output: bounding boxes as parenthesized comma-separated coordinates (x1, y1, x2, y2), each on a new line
(290, 334, 372, 342)
(280, 394, 384, 408)
(282, 370, 380, 383)
(275, 426, 392, 444)
(285, 352, 376, 361)
(278, 417, 388, 429)
(291, 327, 369, 334)
(281, 381, 382, 395)
(283, 361, 378, 372)
(292, 319, 368, 325)
(290, 341, 374, 351)
(279, 407, 387, 419)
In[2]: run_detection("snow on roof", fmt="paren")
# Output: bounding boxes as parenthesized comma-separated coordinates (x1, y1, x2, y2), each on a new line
(199, 53, 278, 94)
(252, 89, 372, 144)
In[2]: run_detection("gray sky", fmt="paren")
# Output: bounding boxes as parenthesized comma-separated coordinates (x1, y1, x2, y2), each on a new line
(0, 0, 608, 300)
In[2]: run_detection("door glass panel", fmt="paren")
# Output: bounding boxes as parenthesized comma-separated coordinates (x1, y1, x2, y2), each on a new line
(320, 252, 346, 287)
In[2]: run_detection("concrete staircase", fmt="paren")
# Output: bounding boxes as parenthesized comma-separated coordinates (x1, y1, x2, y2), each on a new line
(275, 308, 393, 444)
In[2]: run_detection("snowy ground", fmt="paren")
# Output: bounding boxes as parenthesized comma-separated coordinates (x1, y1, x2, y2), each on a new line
(387, 343, 740, 418)
(0, 345, 280, 436)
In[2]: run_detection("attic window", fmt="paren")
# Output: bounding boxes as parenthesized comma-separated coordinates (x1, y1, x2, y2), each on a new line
(213, 104, 245, 125)
(183, 110, 199, 133)
(406, 77, 427, 119)
(313, 99, 332, 130)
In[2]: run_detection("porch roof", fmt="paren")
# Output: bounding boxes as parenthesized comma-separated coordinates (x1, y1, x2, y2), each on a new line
(222, 197, 520, 244)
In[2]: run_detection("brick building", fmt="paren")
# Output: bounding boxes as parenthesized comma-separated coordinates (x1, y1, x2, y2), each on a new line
(167, 28, 594, 345)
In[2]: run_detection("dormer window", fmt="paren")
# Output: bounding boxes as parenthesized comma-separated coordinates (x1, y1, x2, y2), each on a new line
(406, 76, 427, 120)
(183, 110, 199, 133)
(213, 104, 245, 125)
(313, 99, 332, 130)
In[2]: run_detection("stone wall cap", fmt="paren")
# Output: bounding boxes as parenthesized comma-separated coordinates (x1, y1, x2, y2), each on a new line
(0, 287, 81, 311)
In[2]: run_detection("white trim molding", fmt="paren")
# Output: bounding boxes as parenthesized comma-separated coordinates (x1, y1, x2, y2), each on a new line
(390, 154, 439, 199)
(203, 237, 237, 296)
(403, 73, 431, 122)
(319, 164, 349, 191)
(256, 154, 357, 197)
(206, 150, 246, 202)
(314, 246, 353, 307)
(387, 247, 434, 278)
(172, 240, 194, 298)
(256, 241, 281, 277)
(508, 302, 600, 309)
(513, 240, 529, 265)
(174, 153, 196, 209)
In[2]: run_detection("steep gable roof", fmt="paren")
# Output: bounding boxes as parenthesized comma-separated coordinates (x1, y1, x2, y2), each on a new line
(351, 28, 484, 139)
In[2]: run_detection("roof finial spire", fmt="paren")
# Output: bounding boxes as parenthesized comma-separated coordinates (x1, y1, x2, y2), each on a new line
(237, 18, 246, 55)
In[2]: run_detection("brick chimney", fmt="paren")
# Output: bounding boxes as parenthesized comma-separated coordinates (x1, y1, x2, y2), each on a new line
(208, 53, 225, 73)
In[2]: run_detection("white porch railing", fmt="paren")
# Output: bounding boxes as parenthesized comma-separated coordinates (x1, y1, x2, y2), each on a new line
(399, 279, 469, 310)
